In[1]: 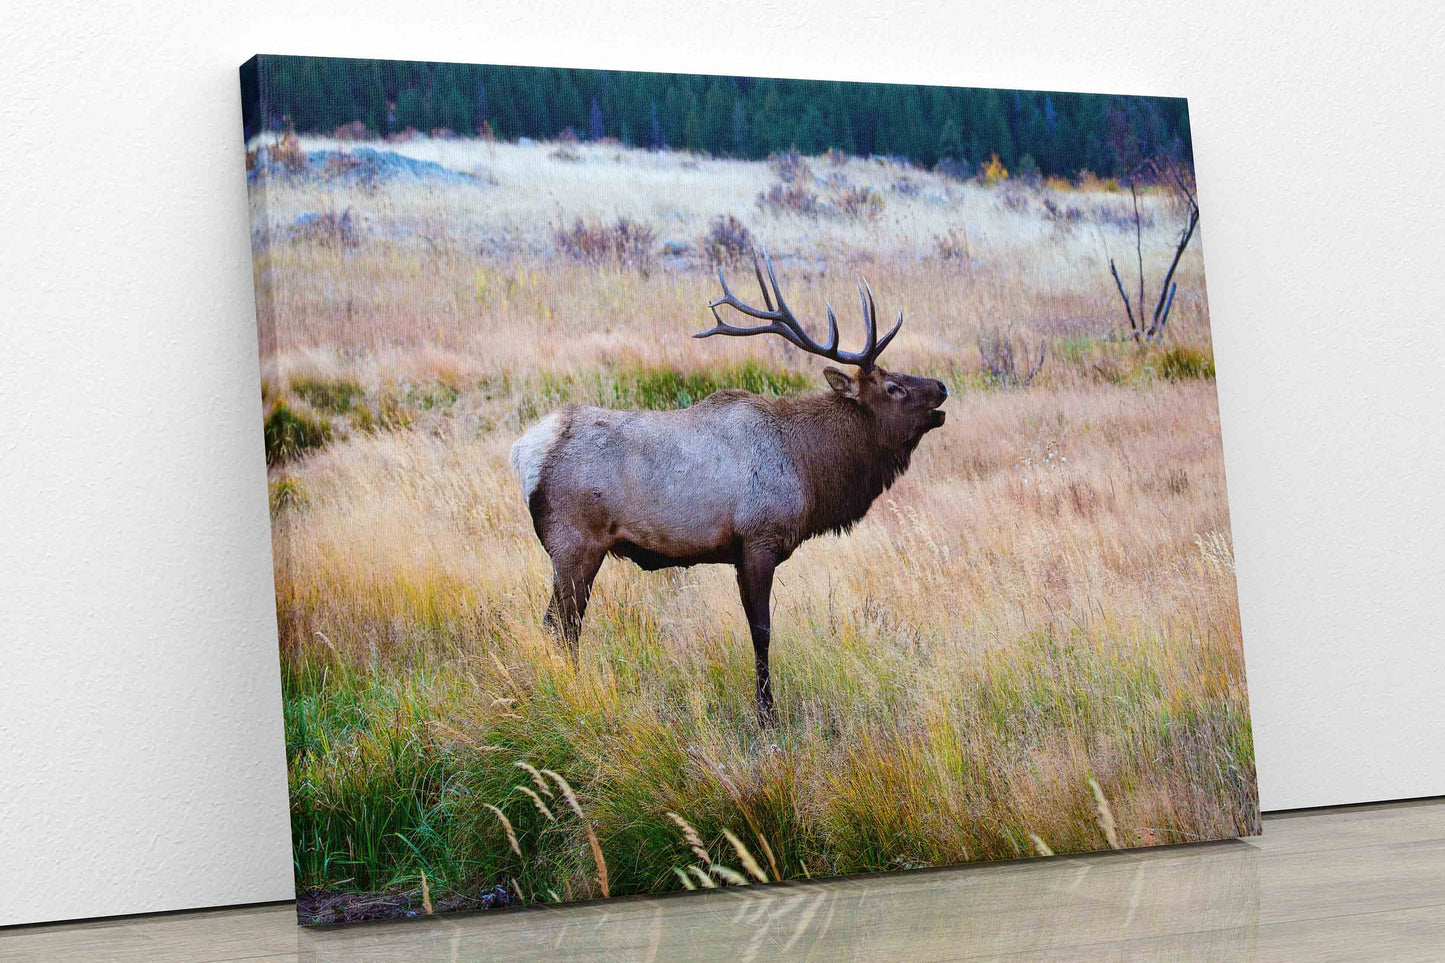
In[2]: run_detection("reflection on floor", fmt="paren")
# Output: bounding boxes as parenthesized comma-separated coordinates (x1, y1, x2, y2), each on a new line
(3, 798, 1443, 961)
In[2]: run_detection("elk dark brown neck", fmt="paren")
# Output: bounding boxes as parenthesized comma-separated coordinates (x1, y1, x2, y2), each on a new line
(778, 391, 916, 540)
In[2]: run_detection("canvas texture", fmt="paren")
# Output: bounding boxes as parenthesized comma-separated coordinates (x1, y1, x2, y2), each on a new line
(239, 55, 1258, 926)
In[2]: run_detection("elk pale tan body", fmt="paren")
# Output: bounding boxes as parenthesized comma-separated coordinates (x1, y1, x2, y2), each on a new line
(511, 253, 947, 724)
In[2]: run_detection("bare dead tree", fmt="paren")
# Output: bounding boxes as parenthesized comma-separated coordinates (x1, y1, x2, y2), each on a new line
(1107, 154, 1200, 343)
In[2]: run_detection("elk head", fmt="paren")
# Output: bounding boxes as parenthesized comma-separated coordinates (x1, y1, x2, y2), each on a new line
(696, 249, 948, 450)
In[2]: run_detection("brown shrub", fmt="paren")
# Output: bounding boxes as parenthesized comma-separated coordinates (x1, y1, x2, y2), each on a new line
(1042, 197, 1084, 230)
(322, 152, 364, 178)
(832, 185, 884, 220)
(334, 120, 370, 141)
(294, 208, 359, 247)
(554, 217, 656, 271)
(934, 227, 970, 261)
(767, 149, 812, 184)
(978, 329, 1047, 388)
(890, 176, 922, 198)
(272, 130, 307, 172)
(935, 156, 972, 182)
(997, 180, 1030, 213)
(700, 215, 754, 266)
(757, 182, 819, 216)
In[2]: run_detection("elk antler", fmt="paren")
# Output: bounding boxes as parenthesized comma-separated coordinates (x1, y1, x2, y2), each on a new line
(696, 248, 903, 372)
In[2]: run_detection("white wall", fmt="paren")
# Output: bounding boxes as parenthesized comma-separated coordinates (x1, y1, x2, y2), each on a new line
(3, 0, 1442, 929)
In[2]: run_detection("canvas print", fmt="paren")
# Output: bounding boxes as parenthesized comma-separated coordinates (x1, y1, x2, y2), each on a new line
(240, 55, 1258, 926)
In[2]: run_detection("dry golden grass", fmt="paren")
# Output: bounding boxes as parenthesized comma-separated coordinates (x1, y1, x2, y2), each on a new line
(259, 139, 1253, 909)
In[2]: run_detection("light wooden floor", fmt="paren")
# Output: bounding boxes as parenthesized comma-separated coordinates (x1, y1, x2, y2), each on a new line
(4, 799, 1443, 961)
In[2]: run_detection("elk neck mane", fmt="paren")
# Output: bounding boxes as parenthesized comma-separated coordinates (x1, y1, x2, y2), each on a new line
(767, 389, 920, 539)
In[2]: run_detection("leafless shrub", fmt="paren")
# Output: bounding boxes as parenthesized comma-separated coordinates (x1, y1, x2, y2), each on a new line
(1042, 197, 1084, 231)
(767, 149, 812, 184)
(700, 215, 754, 267)
(933, 226, 970, 261)
(554, 216, 656, 272)
(756, 181, 819, 216)
(890, 176, 922, 198)
(978, 329, 1046, 388)
(1091, 200, 1154, 231)
(935, 156, 973, 182)
(272, 129, 307, 171)
(293, 208, 358, 247)
(997, 180, 1030, 213)
(322, 152, 365, 179)
(333, 120, 370, 141)
(831, 185, 884, 220)
(549, 126, 582, 162)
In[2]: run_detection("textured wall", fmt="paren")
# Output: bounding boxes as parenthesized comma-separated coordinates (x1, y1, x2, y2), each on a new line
(3, 0, 1443, 928)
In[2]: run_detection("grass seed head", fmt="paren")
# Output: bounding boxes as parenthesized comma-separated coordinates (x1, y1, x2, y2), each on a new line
(1089, 777, 1121, 850)
(722, 828, 769, 883)
(541, 769, 585, 819)
(516, 784, 556, 822)
(708, 864, 749, 886)
(514, 761, 553, 797)
(666, 811, 712, 864)
(686, 865, 718, 889)
(484, 803, 522, 857)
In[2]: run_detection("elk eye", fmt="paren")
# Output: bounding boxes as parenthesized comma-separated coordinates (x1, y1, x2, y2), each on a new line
(885, 383, 906, 398)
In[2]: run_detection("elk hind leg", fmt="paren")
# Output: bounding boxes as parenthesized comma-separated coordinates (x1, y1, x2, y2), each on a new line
(544, 539, 604, 659)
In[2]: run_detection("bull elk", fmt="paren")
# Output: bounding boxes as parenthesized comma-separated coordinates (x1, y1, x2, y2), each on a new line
(510, 251, 947, 725)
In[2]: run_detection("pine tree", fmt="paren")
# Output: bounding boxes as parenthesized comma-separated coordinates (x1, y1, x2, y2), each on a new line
(731, 99, 750, 157)
(395, 87, 425, 131)
(683, 91, 704, 151)
(649, 101, 665, 150)
(588, 97, 605, 141)
(701, 82, 733, 155)
(936, 117, 964, 162)
(251, 56, 1194, 179)
(795, 104, 828, 154)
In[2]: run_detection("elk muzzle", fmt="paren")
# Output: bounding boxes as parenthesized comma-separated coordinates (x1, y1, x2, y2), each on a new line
(928, 379, 948, 428)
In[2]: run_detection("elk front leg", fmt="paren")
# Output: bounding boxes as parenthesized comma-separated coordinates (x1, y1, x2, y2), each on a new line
(544, 540, 605, 659)
(736, 546, 780, 728)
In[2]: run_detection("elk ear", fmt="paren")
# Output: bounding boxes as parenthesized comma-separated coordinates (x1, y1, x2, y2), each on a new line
(823, 366, 858, 399)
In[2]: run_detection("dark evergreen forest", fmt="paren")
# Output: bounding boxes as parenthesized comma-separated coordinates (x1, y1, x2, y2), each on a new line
(242, 56, 1191, 177)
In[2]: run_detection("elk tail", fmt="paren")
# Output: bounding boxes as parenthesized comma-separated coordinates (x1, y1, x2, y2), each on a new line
(510, 412, 564, 505)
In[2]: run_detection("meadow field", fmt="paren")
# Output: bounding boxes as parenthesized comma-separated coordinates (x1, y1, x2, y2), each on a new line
(247, 134, 1256, 922)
